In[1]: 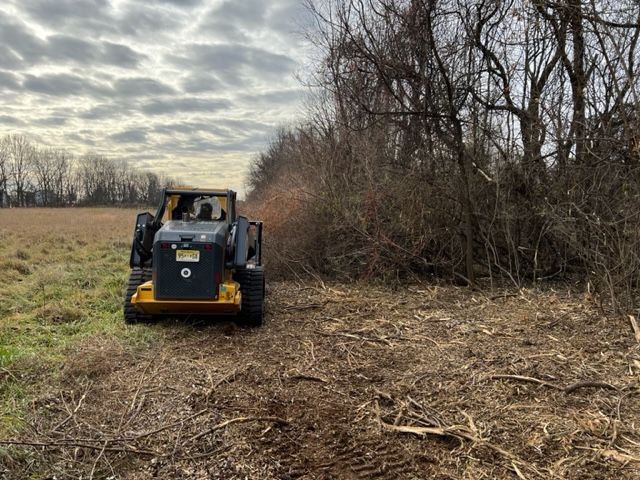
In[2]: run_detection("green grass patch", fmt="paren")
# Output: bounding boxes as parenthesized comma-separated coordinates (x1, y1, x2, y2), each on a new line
(0, 217, 164, 438)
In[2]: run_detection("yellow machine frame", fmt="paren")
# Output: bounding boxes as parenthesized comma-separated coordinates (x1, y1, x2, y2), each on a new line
(130, 187, 242, 316)
(132, 278, 242, 315)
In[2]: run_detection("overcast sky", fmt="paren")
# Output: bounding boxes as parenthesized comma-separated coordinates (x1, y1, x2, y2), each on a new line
(0, 0, 313, 194)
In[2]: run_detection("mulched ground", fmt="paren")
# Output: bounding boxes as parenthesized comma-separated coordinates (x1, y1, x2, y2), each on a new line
(2, 281, 640, 479)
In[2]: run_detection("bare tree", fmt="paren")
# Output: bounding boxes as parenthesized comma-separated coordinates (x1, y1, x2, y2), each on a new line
(5, 134, 35, 207)
(0, 137, 9, 207)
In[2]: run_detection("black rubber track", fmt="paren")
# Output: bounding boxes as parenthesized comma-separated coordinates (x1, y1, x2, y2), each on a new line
(123, 267, 153, 324)
(233, 266, 265, 327)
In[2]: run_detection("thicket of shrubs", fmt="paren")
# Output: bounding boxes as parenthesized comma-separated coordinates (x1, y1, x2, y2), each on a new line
(246, 0, 640, 313)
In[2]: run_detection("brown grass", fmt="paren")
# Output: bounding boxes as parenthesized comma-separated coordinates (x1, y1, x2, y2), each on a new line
(0, 208, 134, 241)
(60, 334, 132, 383)
(0, 259, 32, 275)
(34, 303, 83, 324)
(3, 281, 640, 479)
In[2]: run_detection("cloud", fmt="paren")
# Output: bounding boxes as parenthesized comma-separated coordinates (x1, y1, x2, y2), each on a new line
(0, 71, 21, 91)
(198, 0, 313, 47)
(181, 73, 223, 94)
(239, 88, 306, 106)
(141, 97, 232, 115)
(43, 36, 145, 68)
(168, 43, 296, 86)
(199, 0, 268, 39)
(157, 131, 269, 153)
(65, 132, 96, 145)
(116, 3, 188, 37)
(0, 13, 47, 64)
(109, 128, 148, 143)
(20, 0, 196, 38)
(141, 0, 203, 7)
(79, 103, 131, 120)
(200, 22, 250, 44)
(21, 0, 111, 23)
(0, 12, 146, 69)
(215, 118, 273, 134)
(114, 77, 176, 96)
(19, 0, 117, 36)
(47, 35, 99, 63)
(0, 115, 24, 126)
(152, 121, 227, 136)
(34, 116, 69, 126)
(100, 41, 147, 68)
(268, 0, 315, 37)
(211, 0, 267, 27)
(22, 73, 112, 97)
(0, 46, 24, 70)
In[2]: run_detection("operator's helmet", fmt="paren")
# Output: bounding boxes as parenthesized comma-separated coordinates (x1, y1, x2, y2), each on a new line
(197, 202, 213, 220)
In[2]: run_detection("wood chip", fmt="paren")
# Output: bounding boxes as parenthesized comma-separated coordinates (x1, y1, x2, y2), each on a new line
(629, 315, 640, 344)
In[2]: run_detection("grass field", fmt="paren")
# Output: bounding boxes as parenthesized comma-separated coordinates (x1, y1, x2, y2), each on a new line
(1, 209, 639, 479)
(0, 209, 160, 434)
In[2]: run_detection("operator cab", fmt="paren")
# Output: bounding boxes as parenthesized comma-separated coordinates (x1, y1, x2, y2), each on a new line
(170, 192, 227, 223)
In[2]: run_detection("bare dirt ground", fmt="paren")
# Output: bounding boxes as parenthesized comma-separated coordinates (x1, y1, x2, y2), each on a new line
(3, 280, 640, 479)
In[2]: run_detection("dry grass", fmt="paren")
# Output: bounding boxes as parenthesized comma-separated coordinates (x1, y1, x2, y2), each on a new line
(3, 282, 640, 479)
(0, 208, 133, 241)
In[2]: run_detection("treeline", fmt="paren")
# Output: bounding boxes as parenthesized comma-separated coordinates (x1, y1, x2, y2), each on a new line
(247, 0, 640, 312)
(0, 134, 174, 207)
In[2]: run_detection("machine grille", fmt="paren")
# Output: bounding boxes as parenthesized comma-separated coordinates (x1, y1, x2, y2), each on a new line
(153, 243, 223, 300)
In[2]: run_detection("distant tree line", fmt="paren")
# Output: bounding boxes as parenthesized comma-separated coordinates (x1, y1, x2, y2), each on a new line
(0, 134, 175, 207)
(247, 0, 640, 312)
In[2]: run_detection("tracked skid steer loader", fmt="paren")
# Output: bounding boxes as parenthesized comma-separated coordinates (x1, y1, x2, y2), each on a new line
(123, 187, 264, 326)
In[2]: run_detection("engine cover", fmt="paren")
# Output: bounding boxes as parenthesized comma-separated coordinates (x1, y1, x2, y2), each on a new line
(152, 221, 227, 300)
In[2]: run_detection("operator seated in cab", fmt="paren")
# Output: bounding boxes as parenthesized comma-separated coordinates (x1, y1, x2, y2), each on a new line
(194, 197, 226, 221)
(197, 202, 213, 220)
